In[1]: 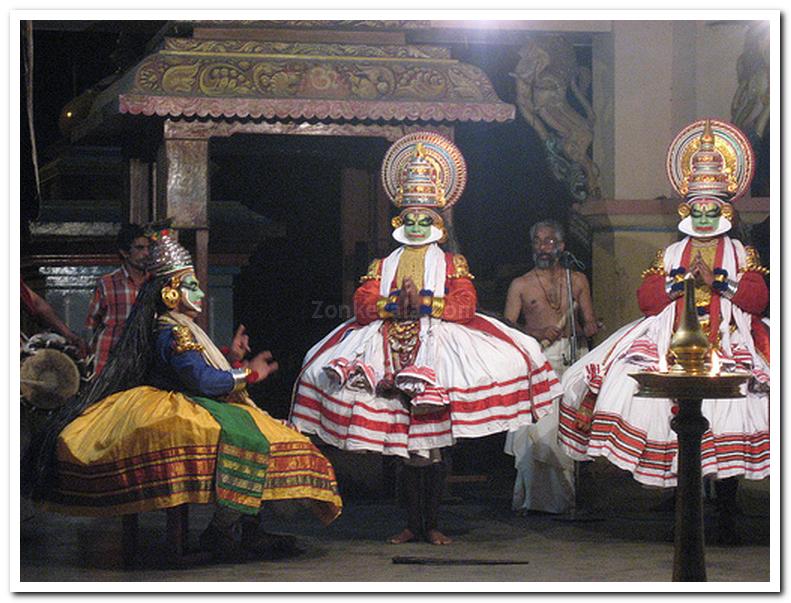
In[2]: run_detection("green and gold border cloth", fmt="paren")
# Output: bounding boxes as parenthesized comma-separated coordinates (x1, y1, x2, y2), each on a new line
(189, 395, 269, 515)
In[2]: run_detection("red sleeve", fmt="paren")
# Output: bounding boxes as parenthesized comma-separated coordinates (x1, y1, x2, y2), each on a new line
(441, 277, 477, 323)
(637, 273, 672, 317)
(353, 279, 384, 325)
(730, 271, 769, 316)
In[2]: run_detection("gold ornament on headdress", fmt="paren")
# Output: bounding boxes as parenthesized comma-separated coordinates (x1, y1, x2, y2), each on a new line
(679, 120, 735, 198)
(666, 118, 755, 203)
(381, 131, 467, 212)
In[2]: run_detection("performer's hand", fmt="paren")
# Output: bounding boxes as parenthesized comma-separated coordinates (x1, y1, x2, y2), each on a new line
(401, 277, 420, 317)
(582, 321, 599, 338)
(541, 325, 562, 344)
(396, 283, 409, 318)
(230, 324, 251, 361)
(66, 332, 89, 358)
(247, 350, 279, 383)
(691, 253, 714, 287)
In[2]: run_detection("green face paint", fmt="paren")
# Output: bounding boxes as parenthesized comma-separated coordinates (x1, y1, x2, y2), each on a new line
(689, 201, 722, 234)
(179, 273, 205, 313)
(403, 211, 433, 243)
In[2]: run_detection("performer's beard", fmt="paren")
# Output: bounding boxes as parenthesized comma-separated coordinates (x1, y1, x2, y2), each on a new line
(534, 251, 559, 269)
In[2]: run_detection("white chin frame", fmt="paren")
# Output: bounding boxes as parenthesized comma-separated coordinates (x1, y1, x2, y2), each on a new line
(180, 289, 203, 313)
(392, 225, 444, 246)
(678, 216, 731, 238)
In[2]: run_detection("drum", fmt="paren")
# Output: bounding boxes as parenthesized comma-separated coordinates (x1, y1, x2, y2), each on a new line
(20, 332, 88, 410)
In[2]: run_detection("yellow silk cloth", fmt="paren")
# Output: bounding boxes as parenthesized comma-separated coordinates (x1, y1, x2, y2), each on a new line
(45, 386, 342, 524)
(394, 244, 428, 291)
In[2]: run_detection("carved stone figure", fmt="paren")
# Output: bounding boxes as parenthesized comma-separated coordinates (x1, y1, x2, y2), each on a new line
(731, 21, 770, 146)
(513, 35, 601, 201)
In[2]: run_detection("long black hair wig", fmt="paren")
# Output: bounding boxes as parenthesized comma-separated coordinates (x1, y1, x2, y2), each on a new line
(22, 274, 171, 500)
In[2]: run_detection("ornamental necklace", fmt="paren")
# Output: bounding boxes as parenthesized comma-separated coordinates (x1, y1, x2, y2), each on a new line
(534, 269, 563, 312)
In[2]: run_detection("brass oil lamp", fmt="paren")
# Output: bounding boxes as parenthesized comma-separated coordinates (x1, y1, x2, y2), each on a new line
(668, 273, 711, 374)
(631, 272, 749, 582)
(633, 274, 747, 399)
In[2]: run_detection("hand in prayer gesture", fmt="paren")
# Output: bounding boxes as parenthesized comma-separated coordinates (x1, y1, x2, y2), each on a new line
(690, 252, 714, 287)
(400, 277, 420, 318)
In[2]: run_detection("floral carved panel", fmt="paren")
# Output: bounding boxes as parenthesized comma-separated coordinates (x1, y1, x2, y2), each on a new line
(119, 37, 514, 123)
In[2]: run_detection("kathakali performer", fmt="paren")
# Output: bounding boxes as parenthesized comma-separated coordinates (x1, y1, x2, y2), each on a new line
(558, 119, 769, 543)
(291, 131, 560, 545)
(23, 230, 341, 562)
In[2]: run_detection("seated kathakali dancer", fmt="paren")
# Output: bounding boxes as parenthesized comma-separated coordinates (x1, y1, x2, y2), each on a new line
(558, 119, 769, 543)
(23, 230, 341, 562)
(290, 132, 561, 545)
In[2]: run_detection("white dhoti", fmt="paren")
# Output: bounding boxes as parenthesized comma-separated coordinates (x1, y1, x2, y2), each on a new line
(505, 337, 587, 513)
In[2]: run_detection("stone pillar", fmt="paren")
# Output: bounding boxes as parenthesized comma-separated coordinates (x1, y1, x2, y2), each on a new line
(611, 21, 675, 200)
(594, 21, 750, 201)
(592, 31, 615, 200)
(156, 121, 211, 330)
(128, 158, 151, 226)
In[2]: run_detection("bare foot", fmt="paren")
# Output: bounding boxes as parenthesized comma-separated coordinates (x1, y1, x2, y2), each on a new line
(426, 529, 453, 545)
(388, 528, 418, 544)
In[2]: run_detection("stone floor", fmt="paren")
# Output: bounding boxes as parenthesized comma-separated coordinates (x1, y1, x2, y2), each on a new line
(17, 457, 773, 587)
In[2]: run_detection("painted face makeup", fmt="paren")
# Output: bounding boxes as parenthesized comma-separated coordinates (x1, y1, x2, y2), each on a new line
(179, 272, 205, 314)
(689, 200, 722, 234)
(403, 211, 434, 243)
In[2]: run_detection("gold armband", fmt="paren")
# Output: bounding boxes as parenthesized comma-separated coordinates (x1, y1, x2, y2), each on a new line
(430, 297, 445, 318)
(376, 297, 394, 319)
(171, 325, 203, 354)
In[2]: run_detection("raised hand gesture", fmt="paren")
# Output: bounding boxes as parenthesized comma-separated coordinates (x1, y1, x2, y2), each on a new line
(247, 350, 279, 384)
(230, 324, 251, 362)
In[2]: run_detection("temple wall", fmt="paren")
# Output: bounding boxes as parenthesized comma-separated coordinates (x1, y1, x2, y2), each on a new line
(596, 20, 749, 201)
(584, 20, 768, 341)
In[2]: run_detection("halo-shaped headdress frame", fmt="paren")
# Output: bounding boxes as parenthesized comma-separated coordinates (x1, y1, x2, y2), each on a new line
(666, 118, 755, 202)
(381, 131, 467, 210)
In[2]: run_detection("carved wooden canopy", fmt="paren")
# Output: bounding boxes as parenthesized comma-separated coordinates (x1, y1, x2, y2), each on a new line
(116, 37, 514, 123)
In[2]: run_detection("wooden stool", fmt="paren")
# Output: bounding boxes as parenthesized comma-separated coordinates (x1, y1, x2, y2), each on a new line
(122, 504, 205, 568)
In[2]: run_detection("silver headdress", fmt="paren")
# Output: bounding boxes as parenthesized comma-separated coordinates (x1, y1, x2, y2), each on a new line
(147, 229, 193, 276)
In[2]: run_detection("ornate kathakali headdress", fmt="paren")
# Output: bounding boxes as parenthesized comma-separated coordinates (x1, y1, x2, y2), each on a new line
(666, 118, 755, 236)
(147, 229, 195, 309)
(381, 131, 467, 245)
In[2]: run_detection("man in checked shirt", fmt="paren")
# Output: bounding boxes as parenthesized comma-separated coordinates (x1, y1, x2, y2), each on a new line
(85, 223, 150, 376)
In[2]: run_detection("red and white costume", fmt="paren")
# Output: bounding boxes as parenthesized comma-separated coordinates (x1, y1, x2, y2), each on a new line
(558, 236, 769, 488)
(291, 243, 560, 458)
